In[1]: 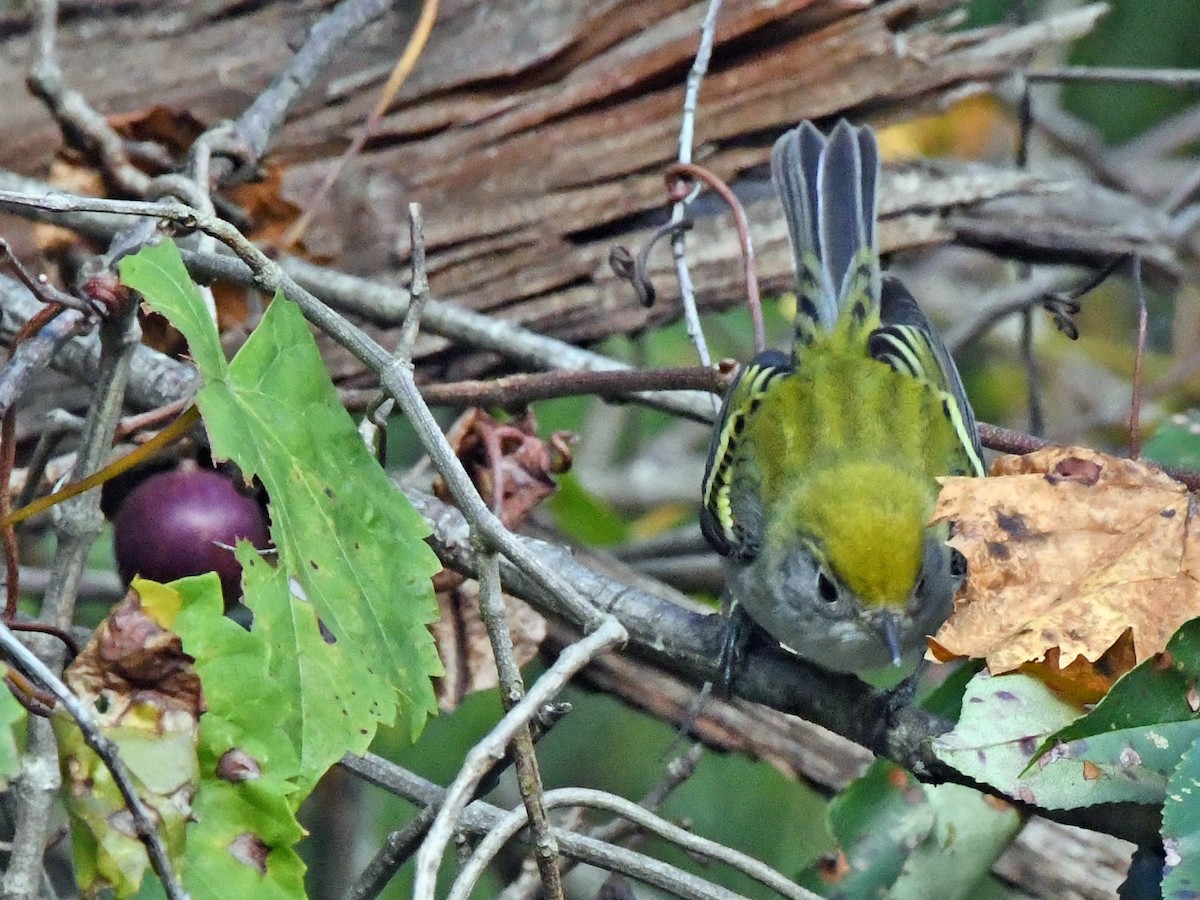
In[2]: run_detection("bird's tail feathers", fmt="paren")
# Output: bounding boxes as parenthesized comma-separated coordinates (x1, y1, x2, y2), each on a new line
(771, 119, 882, 347)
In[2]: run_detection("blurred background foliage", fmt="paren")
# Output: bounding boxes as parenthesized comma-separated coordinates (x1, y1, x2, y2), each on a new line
(303, 0, 1200, 896)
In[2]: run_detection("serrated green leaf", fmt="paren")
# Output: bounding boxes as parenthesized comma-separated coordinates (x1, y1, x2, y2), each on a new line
(119, 240, 442, 757)
(165, 575, 301, 788)
(1163, 736, 1200, 900)
(0, 678, 25, 790)
(117, 244, 226, 377)
(159, 574, 307, 900)
(238, 543, 386, 794)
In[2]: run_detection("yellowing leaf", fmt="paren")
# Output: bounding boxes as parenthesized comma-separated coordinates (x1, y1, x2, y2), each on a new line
(929, 446, 1200, 676)
(53, 585, 202, 898)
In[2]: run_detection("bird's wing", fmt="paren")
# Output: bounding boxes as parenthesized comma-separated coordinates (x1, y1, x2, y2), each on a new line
(868, 273, 986, 476)
(700, 350, 792, 558)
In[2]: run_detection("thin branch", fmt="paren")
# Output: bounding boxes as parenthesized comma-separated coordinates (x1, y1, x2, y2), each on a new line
(272, 256, 718, 422)
(345, 366, 728, 411)
(402, 198, 562, 898)
(665, 163, 764, 353)
(341, 752, 757, 900)
(344, 703, 570, 900)
(942, 271, 1079, 354)
(394, 202, 430, 364)
(1027, 65, 1200, 87)
(472, 549, 563, 899)
(0, 240, 96, 315)
(590, 742, 703, 847)
(413, 619, 625, 898)
(668, 0, 725, 370)
(25, 0, 151, 199)
(449, 787, 818, 900)
(217, 0, 395, 183)
(0, 300, 87, 420)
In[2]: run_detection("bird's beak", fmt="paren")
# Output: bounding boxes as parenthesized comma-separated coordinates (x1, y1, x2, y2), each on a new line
(874, 611, 903, 667)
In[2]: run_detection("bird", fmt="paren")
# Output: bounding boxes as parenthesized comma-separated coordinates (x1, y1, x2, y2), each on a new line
(700, 119, 984, 675)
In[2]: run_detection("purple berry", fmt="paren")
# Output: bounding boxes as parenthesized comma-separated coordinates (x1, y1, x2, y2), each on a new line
(113, 465, 270, 605)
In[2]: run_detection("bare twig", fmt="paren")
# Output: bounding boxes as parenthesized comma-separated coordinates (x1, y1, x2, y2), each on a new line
(342, 752, 755, 900)
(1027, 65, 1200, 87)
(345, 366, 728, 410)
(402, 200, 563, 897)
(0, 299, 87, 420)
(394, 203, 430, 363)
(274, 258, 719, 420)
(0, 240, 96, 314)
(449, 787, 818, 900)
(669, 0, 725, 370)
(25, 0, 151, 198)
(413, 619, 625, 898)
(344, 703, 570, 900)
(218, 0, 395, 183)
(665, 163, 763, 353)
(540, 741, 704, 895)
(472, 550, 563, 899)
(1, 407, 19, 620)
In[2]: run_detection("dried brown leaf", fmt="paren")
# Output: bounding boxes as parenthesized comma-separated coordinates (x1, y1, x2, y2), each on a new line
(434, 408, 572, 528)
(929, 446, 1200, 676)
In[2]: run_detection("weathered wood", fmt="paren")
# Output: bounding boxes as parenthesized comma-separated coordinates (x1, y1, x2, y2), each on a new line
(0, 0, 1126, 383)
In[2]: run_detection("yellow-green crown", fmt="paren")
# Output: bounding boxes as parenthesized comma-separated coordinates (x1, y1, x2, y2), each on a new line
(772, 460, 932, 607)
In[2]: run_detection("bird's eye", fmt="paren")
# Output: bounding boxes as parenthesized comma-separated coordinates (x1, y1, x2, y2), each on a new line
(816, 569, 839, 603)
(950, 549, 968, 579)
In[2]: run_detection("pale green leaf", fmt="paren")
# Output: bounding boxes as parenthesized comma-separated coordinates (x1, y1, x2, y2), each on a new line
(935, 671, 1200, 809)
(1162, 736, 1200, 899)
(889, 783, 1022, 900)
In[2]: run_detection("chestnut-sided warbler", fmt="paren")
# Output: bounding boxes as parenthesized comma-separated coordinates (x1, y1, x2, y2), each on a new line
(700, 120, 984, 674)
